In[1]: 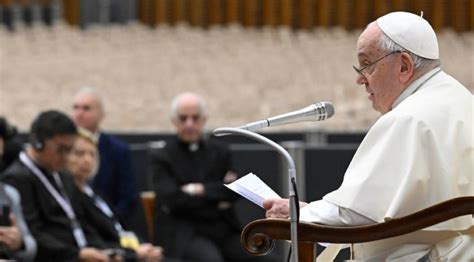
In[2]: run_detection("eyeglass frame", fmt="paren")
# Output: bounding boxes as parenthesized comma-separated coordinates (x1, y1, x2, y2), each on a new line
(177, 114, 202, 123)
(51, 142, 74, 155)
(353, 50, 402, 77)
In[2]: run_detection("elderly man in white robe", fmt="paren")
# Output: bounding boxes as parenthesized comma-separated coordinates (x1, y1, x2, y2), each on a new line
(263, 11, 473, 261)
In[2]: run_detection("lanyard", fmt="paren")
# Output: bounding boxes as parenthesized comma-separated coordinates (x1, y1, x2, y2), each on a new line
(19, 152, 87, 248)
(83, 185, 124, 233)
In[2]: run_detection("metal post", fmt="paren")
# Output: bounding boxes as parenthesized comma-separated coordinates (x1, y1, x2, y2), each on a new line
(213, 127, 299, 262)
(280, 141, 306, 201)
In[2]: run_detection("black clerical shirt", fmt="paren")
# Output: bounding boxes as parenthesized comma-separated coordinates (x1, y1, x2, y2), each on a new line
(151, 137, 239, 222)
(150, 137, 242, 257)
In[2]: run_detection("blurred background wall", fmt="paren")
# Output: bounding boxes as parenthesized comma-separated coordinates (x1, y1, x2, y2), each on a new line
(0, 0, 473, 133)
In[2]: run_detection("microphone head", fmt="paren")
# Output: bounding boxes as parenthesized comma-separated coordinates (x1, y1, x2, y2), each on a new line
(320, 101, 335, 119)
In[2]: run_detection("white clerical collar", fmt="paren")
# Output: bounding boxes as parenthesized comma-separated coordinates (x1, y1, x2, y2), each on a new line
(189, 142, 199, 152)
(391, 67, 442, 109)
(92, 131, 100, 143)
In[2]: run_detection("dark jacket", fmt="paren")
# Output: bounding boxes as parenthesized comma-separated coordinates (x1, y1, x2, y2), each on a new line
(77, 186, 139, 261)
(92, 133, 137, 222)
(149, 137, 241, 257)
(0, 159, 105, 262)
(77, 189, 121, 245)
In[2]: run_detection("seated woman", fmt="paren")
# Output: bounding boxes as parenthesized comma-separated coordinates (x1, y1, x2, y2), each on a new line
(66, 128, 164, 262)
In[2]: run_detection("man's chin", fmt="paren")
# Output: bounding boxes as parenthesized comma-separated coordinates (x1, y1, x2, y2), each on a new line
(372, 105, 387, 115)
(370, 102, 380, 113)
(180, 135, 199, 144)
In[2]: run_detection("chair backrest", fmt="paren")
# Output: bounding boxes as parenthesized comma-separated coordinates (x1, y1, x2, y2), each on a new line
(140, 191, 156, 241)
(241, 196, 474, 260)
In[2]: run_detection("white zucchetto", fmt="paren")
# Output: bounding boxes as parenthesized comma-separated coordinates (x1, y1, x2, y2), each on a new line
(377, 11, 439, 59)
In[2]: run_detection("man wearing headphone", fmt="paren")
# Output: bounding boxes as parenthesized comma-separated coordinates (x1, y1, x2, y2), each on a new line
(0, 110, 118, 262)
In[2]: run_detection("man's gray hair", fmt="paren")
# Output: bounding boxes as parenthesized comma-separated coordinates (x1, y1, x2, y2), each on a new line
(170, 92, 208, 119)
(378, 32, 440, 70)
(74, 86, 103, 107)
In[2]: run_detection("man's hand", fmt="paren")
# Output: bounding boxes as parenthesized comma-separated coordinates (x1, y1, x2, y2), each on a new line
(136, 243, 163, 262)
(223, 171, 238, 183)
(79, 247, 110, 262)
(263, 199, 308, 218)
(0, 214, 23, 251)
(181, 171, 237, 196)
(181, 183, 205, 196)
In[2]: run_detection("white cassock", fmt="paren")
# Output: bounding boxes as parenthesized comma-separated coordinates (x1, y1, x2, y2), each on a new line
(301, 68, 474, 261)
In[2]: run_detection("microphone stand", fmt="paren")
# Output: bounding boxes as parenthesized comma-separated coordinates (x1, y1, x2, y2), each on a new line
(213, 127, 299, 262)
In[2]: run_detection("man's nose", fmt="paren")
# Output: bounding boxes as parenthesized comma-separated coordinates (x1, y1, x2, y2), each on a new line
(184, 119, 195, 127)
(73, 110, 83, 117)
(85, 155, 94, 164)
(356, 74, 367, 85)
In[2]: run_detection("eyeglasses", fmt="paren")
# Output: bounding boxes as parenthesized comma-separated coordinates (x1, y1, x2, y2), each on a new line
(54, 143, 73, 155)
(178, 114, 201, 123)
(73, 104, 92, 112)
(353, 50, 401, 77)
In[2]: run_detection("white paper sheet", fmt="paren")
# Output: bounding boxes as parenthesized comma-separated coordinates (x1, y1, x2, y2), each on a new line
(225, 173, 281, 208)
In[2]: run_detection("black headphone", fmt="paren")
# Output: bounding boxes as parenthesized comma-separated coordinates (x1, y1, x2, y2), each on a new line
(31, 135, 44, 151)
(30, 116, 44, 151)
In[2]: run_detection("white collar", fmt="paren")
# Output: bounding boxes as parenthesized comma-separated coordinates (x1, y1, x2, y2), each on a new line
(92, 131, 100, 143)
(391, 67, 442, 109)
(189, 142, 199, 152)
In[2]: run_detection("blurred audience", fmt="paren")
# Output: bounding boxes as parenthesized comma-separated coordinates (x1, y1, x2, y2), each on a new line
(0, 110, 117, 261)
(79, 0, 135, 29)
(0, 116, 37, 261)
(0, 0, 55, 31)
(149, 92, 272, 262)
(1, 0, 15, 31)
(67, 127, 164, 262)
(72, 87, 138, 225)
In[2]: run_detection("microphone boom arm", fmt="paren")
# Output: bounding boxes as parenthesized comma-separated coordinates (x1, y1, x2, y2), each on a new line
(213, 127, 299, 262)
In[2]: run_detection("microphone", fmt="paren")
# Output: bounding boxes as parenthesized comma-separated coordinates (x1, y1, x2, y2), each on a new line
(238, 101, 335, 131)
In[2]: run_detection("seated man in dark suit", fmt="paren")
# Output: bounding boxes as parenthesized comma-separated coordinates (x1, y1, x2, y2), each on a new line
(149, 92, 274, 262)
(72, 87, 138, 224)
(0, 110, 116, 261)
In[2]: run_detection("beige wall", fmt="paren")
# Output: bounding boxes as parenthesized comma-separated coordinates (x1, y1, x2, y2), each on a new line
(0, 23, 472, 133)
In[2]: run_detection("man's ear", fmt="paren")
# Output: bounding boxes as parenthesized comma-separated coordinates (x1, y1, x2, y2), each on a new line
(98, 106, 105, 122)
(171, 117, 179, 128)
(399, 52, 415, 83)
